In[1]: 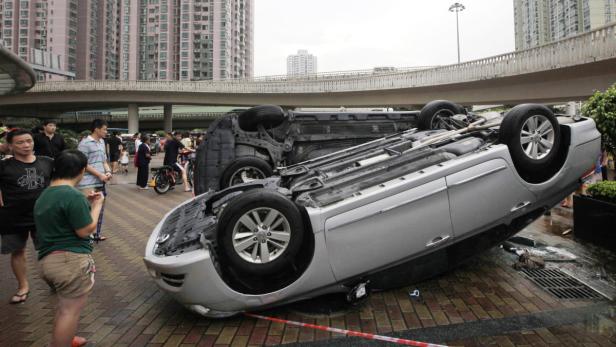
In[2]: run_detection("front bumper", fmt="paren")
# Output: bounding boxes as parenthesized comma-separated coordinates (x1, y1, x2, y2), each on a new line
(143, 194, 252, 317)
(143, 246, 244, 317)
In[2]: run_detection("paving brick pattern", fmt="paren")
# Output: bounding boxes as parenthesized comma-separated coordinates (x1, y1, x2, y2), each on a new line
(1, 172, 615, 346)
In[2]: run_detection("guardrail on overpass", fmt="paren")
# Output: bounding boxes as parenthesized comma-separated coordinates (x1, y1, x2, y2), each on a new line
(27, 23, 616, 94)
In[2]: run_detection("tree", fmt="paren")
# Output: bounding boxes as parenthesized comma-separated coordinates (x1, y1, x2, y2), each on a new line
(582, 84, 616, 154)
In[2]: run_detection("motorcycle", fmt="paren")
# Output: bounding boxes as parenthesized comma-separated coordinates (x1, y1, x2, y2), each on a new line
(151, 165, 178, 194)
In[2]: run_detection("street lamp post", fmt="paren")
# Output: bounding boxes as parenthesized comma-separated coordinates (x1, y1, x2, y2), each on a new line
(449, 2, 466, 64)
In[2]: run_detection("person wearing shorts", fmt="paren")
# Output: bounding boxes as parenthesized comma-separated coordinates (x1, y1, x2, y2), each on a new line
(0, 129, 53, 304)
(35, 150, 104, 347)
(163, 132, 192, 192)
(106, 131, 122, 174)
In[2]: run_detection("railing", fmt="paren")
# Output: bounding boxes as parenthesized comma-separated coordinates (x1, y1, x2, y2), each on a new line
(29, 23, 616, 95)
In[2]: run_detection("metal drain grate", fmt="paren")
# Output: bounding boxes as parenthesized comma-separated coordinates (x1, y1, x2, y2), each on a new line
(520, 268, 606, 300)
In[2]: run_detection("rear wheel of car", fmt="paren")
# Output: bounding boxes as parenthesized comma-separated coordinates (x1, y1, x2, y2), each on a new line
(221, 157, 274, 188)
(218, 190, 304, 276)
(499, 104, 561, 179)
(154, 173, 170, 194)
(418, 100, 467, 130)
(237, 105, 286, 131)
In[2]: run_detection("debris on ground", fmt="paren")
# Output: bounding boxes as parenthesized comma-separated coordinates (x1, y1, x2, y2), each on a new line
(408, 289, 425, 304)
(513, 250, 546, 270)
(543, 246, 577, 262)
(501, 241, 519, 254)
(508, 236, 538, 247)
(502, 237, 578, 263)
(596, 266, 608, 280)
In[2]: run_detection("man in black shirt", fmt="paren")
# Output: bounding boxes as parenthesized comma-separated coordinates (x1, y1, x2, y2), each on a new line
(0, 129, 53, 304)
(33, 120, 66, 158)
(163, 132, 191, 192)
(106, 132, 122, 174)
(163, 132, 183, 167)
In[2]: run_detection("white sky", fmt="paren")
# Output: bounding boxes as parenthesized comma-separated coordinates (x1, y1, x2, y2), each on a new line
(254, 0, 515, 76)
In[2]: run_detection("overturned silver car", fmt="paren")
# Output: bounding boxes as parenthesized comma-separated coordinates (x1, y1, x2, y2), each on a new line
(144, 102, 601, 318)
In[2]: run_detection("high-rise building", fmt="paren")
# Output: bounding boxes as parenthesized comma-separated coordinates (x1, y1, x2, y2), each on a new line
(287, 49, 317, 76)
(0, 0, 254, 81)
(515, 0, 616, 50)
(139, 0, 253, 81)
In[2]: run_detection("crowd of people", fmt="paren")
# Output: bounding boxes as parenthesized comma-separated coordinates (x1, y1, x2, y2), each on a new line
(0, 120, 202, 347)
(131, 131, 197, 192)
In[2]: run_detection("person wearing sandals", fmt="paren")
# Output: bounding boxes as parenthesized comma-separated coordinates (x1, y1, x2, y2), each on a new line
(77, 119, 112, 241)
(35, 150, 104, 347)
(0, 129, 53, 304)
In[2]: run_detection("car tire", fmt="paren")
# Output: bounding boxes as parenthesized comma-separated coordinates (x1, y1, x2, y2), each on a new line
(221, 157, 274, 188)
(499, 104, 561, 178)
(237, 105, 286, 131)
(418, 100, 467, 130)
(154, 173, 170, 194)
(218, 189, 304, 276)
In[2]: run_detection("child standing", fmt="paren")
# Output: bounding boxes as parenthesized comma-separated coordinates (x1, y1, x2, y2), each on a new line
(120, 148, 129, 174)
(35, 150, 104, 347)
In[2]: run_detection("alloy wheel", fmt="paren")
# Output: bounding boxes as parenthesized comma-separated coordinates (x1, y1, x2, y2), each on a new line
(231, 207, 291, 264)
(520, 114, 555, 160)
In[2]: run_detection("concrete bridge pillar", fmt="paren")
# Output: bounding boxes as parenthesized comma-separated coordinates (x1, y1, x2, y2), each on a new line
(128, 104, 139, 134)
(163, 104, 173, 132)
(566, 102, 578, 116)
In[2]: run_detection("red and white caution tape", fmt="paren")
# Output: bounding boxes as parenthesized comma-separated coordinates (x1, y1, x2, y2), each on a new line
(244, 312, 448, 347)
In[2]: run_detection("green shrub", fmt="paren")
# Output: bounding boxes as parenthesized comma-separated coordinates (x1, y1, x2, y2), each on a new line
(57, 128, 79, 150)
(586, 181, 616, 204)
(582, 84, 616, 154)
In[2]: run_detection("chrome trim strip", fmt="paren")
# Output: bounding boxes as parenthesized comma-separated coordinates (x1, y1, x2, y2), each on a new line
(330, 186, 447, 230)
(448, 165, 508, 187)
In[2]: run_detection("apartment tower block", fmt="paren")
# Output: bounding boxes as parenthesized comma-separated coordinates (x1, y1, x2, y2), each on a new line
(0, 0, 253, 80)
(514, 0, 616, 50)
(287, 49, 317, 76)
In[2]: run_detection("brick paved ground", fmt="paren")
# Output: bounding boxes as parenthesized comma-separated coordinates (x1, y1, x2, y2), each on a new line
(1, 162, 615, 346)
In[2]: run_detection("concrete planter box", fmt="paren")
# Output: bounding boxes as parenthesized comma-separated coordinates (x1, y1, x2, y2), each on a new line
(573, 194, 616, 251)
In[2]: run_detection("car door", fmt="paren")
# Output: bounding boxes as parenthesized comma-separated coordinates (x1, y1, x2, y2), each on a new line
(446, 158, 536, 238)
(324, 178, 453, 280)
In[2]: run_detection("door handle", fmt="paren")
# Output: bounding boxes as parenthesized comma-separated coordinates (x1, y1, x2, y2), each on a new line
(426, 235, 451, 248)
(510, 201, 531, 212)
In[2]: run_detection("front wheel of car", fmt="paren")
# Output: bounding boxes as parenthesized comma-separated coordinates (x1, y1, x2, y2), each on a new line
(218, 190, 304, 276)
(499, 104, 562, 180)
(221, 157, 274, 188)
(417, 100, 467, 130)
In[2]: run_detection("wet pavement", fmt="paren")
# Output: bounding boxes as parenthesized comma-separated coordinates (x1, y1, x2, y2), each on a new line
(1, 157, 615, 346)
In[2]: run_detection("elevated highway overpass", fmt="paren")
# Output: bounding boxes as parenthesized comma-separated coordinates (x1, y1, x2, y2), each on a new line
(0, 23, 615, 132)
